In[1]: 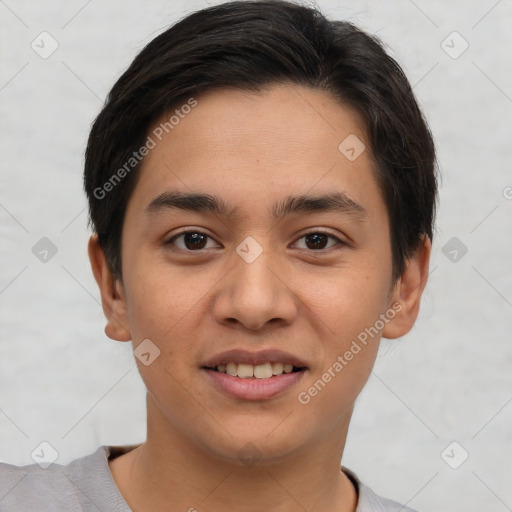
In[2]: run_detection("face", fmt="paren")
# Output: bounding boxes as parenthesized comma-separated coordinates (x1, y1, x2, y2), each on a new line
(96, 83, 413, 464)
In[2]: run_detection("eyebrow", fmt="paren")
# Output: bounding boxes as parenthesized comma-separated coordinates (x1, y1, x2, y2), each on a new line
(145, 190, 367, 222)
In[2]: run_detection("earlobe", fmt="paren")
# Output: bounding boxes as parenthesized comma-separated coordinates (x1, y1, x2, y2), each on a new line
(382, 236, 431, 340)
(88, 235, 132, 342)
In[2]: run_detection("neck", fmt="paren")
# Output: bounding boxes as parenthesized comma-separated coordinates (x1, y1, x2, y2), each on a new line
(109, 398, 358, 512)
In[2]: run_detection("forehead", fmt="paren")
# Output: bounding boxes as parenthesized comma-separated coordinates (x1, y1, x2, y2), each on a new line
(149, 84, 367, 163)
(128, 83, 383, 222)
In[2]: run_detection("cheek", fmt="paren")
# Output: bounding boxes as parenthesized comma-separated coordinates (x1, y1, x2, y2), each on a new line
(123, 261, 202, 418)
(299, 258, 391, 393)
(294, 289, 384, 430)
(122, 251, 205, 341)
(308, 260, 391, 339)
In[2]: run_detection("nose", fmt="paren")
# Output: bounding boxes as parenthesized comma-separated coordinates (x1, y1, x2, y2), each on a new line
(211, 246, 298, 333)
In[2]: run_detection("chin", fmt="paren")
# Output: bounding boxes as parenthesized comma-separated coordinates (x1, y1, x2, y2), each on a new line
(193, 419, 313, 467)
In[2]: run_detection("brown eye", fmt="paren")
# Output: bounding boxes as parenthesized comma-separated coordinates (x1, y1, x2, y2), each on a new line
(305, 233, 329, 250)
(294, 231, 342, 251)
(183, 232, 207, 250)
(166, 231, 218, 251)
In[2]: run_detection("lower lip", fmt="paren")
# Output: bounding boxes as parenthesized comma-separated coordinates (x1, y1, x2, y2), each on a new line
(202, 369, 306, 401)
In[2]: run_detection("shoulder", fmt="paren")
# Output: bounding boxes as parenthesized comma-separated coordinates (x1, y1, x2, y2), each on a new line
(0, 452, 91, 511)
(0, 446, 131, 512)
(357, 483, 418, 512)
(342, 466, 419, 512)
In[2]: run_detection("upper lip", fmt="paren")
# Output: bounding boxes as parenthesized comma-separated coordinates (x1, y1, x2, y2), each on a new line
(201, 349, 308, 368)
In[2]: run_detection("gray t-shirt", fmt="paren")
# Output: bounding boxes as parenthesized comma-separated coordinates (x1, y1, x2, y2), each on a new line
(0, 446, 418, 511)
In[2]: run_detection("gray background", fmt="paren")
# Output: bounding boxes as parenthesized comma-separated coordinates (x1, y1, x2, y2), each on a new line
(1, 0, 511, 510)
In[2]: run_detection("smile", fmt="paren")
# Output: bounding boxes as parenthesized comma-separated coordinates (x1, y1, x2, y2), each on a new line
(200, 349, 308, 400)
(204, 362, 305, 379)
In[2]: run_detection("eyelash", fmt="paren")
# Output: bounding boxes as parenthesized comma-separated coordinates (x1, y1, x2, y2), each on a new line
(164, 229, 345, 254)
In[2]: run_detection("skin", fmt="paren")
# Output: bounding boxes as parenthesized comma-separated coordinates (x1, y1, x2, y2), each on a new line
(89, 83, 431, 512)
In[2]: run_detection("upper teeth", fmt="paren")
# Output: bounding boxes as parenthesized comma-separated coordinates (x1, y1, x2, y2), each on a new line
(215, 362, 295, 378)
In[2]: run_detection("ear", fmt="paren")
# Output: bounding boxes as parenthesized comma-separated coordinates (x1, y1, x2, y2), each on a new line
(88, 235, 131, 342)
(382, 236, 431, 339)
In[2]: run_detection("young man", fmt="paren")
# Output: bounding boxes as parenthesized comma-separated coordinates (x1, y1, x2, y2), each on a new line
(0, 1, 436, 510)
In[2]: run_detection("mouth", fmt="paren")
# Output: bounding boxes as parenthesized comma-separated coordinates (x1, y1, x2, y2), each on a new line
(200, 349, 308, 400)
(203, 362, 306, 379)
